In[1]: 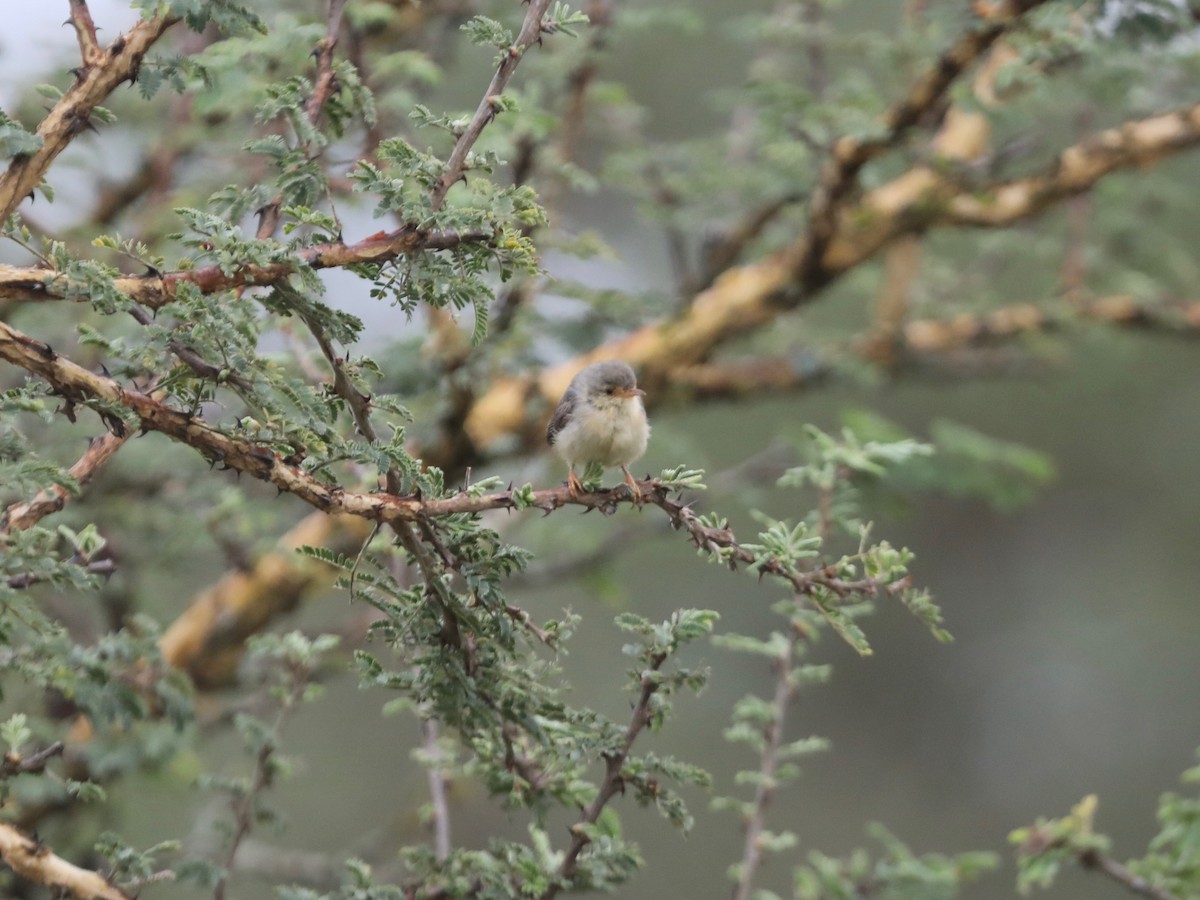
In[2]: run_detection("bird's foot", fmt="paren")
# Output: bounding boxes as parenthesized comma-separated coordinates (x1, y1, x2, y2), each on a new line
(621, 467, 642, 505)
(566, 470, 584, 499)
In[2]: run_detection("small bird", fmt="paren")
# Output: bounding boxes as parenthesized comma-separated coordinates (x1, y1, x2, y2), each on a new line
(546, 360, 650, 498)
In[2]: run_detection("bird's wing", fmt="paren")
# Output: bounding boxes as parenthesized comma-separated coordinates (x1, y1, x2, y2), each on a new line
(546, 389, 577, 445)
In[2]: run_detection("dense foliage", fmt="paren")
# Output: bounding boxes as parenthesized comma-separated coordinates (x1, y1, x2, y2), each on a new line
(2, 1, 1200, 898)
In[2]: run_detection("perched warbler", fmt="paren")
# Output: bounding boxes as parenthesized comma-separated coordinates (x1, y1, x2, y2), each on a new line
(546, 360, 649, 498)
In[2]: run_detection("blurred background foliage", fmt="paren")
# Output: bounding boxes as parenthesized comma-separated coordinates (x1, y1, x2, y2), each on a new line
(3, 0, 1200, 899)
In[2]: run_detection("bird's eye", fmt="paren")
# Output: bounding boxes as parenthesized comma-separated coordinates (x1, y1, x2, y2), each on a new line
(606, 387, 615, 395)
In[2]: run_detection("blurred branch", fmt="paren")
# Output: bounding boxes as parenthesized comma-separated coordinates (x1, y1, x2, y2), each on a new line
(0, 741, 64, 778)
(794, 0, 1049, 286)
(0, 10, 178, 219)
(463, 98, 1200, 449)
(1077, 849, 1179, 900)
(159, 513, 372, 687)
(900, 294, 1200, 353)
(7, 556, 116, 590)
(421, 718, 452, 861)
(1, 431, 130, 533)
(213, 674, 310, 900)
(0, 821, 127, 900)
(697, 192, 804, 291)
(803, 0, 827, 100)
(558, 0, 613, 173)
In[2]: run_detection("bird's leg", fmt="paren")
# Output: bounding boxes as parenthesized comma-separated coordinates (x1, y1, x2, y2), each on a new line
(566, 466, 584, 498)
(620, 465, 642, 503)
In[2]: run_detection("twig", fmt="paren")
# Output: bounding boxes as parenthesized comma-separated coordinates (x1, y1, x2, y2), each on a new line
(647, 491, 903, 605)
(420, 718, 452, 861)
(430, 0, 557, 211)
(730, 627, 801, 900)
(6, 557, 116, 590)
(213, 674, 309, 900)
(256, 0, 350, 239)
(1078, 849, 1180, 900)
(304, 0, 351, 128)
(698, 192, 804, 290)
(127, 305, 257, 397)
(541, 650, 669, 898)
(0, 742, 65, 778)
(802, 0, 827, 100)
(642, 161, 696, 302)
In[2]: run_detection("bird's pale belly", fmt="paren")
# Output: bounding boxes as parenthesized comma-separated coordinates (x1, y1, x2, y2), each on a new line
(557, 401, 649, 467)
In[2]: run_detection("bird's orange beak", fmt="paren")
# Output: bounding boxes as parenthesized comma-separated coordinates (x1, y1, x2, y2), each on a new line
(616, 387, 645, 398)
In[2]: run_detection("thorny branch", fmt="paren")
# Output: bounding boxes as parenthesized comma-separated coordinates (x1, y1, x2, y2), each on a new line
(0, 226, 488, 309)
(647, 491, 907, 607)
(66, 0, 103, 68)
(0, 10, 178, 220)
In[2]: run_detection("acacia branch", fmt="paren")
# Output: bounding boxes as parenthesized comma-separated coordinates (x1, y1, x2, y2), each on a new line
(0, 321, 666, 527)
(133, 284, 1200, 677)
(0, 11, 178, 219)
(648, 492, 904, 604)
(0, 821, 128, 900)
